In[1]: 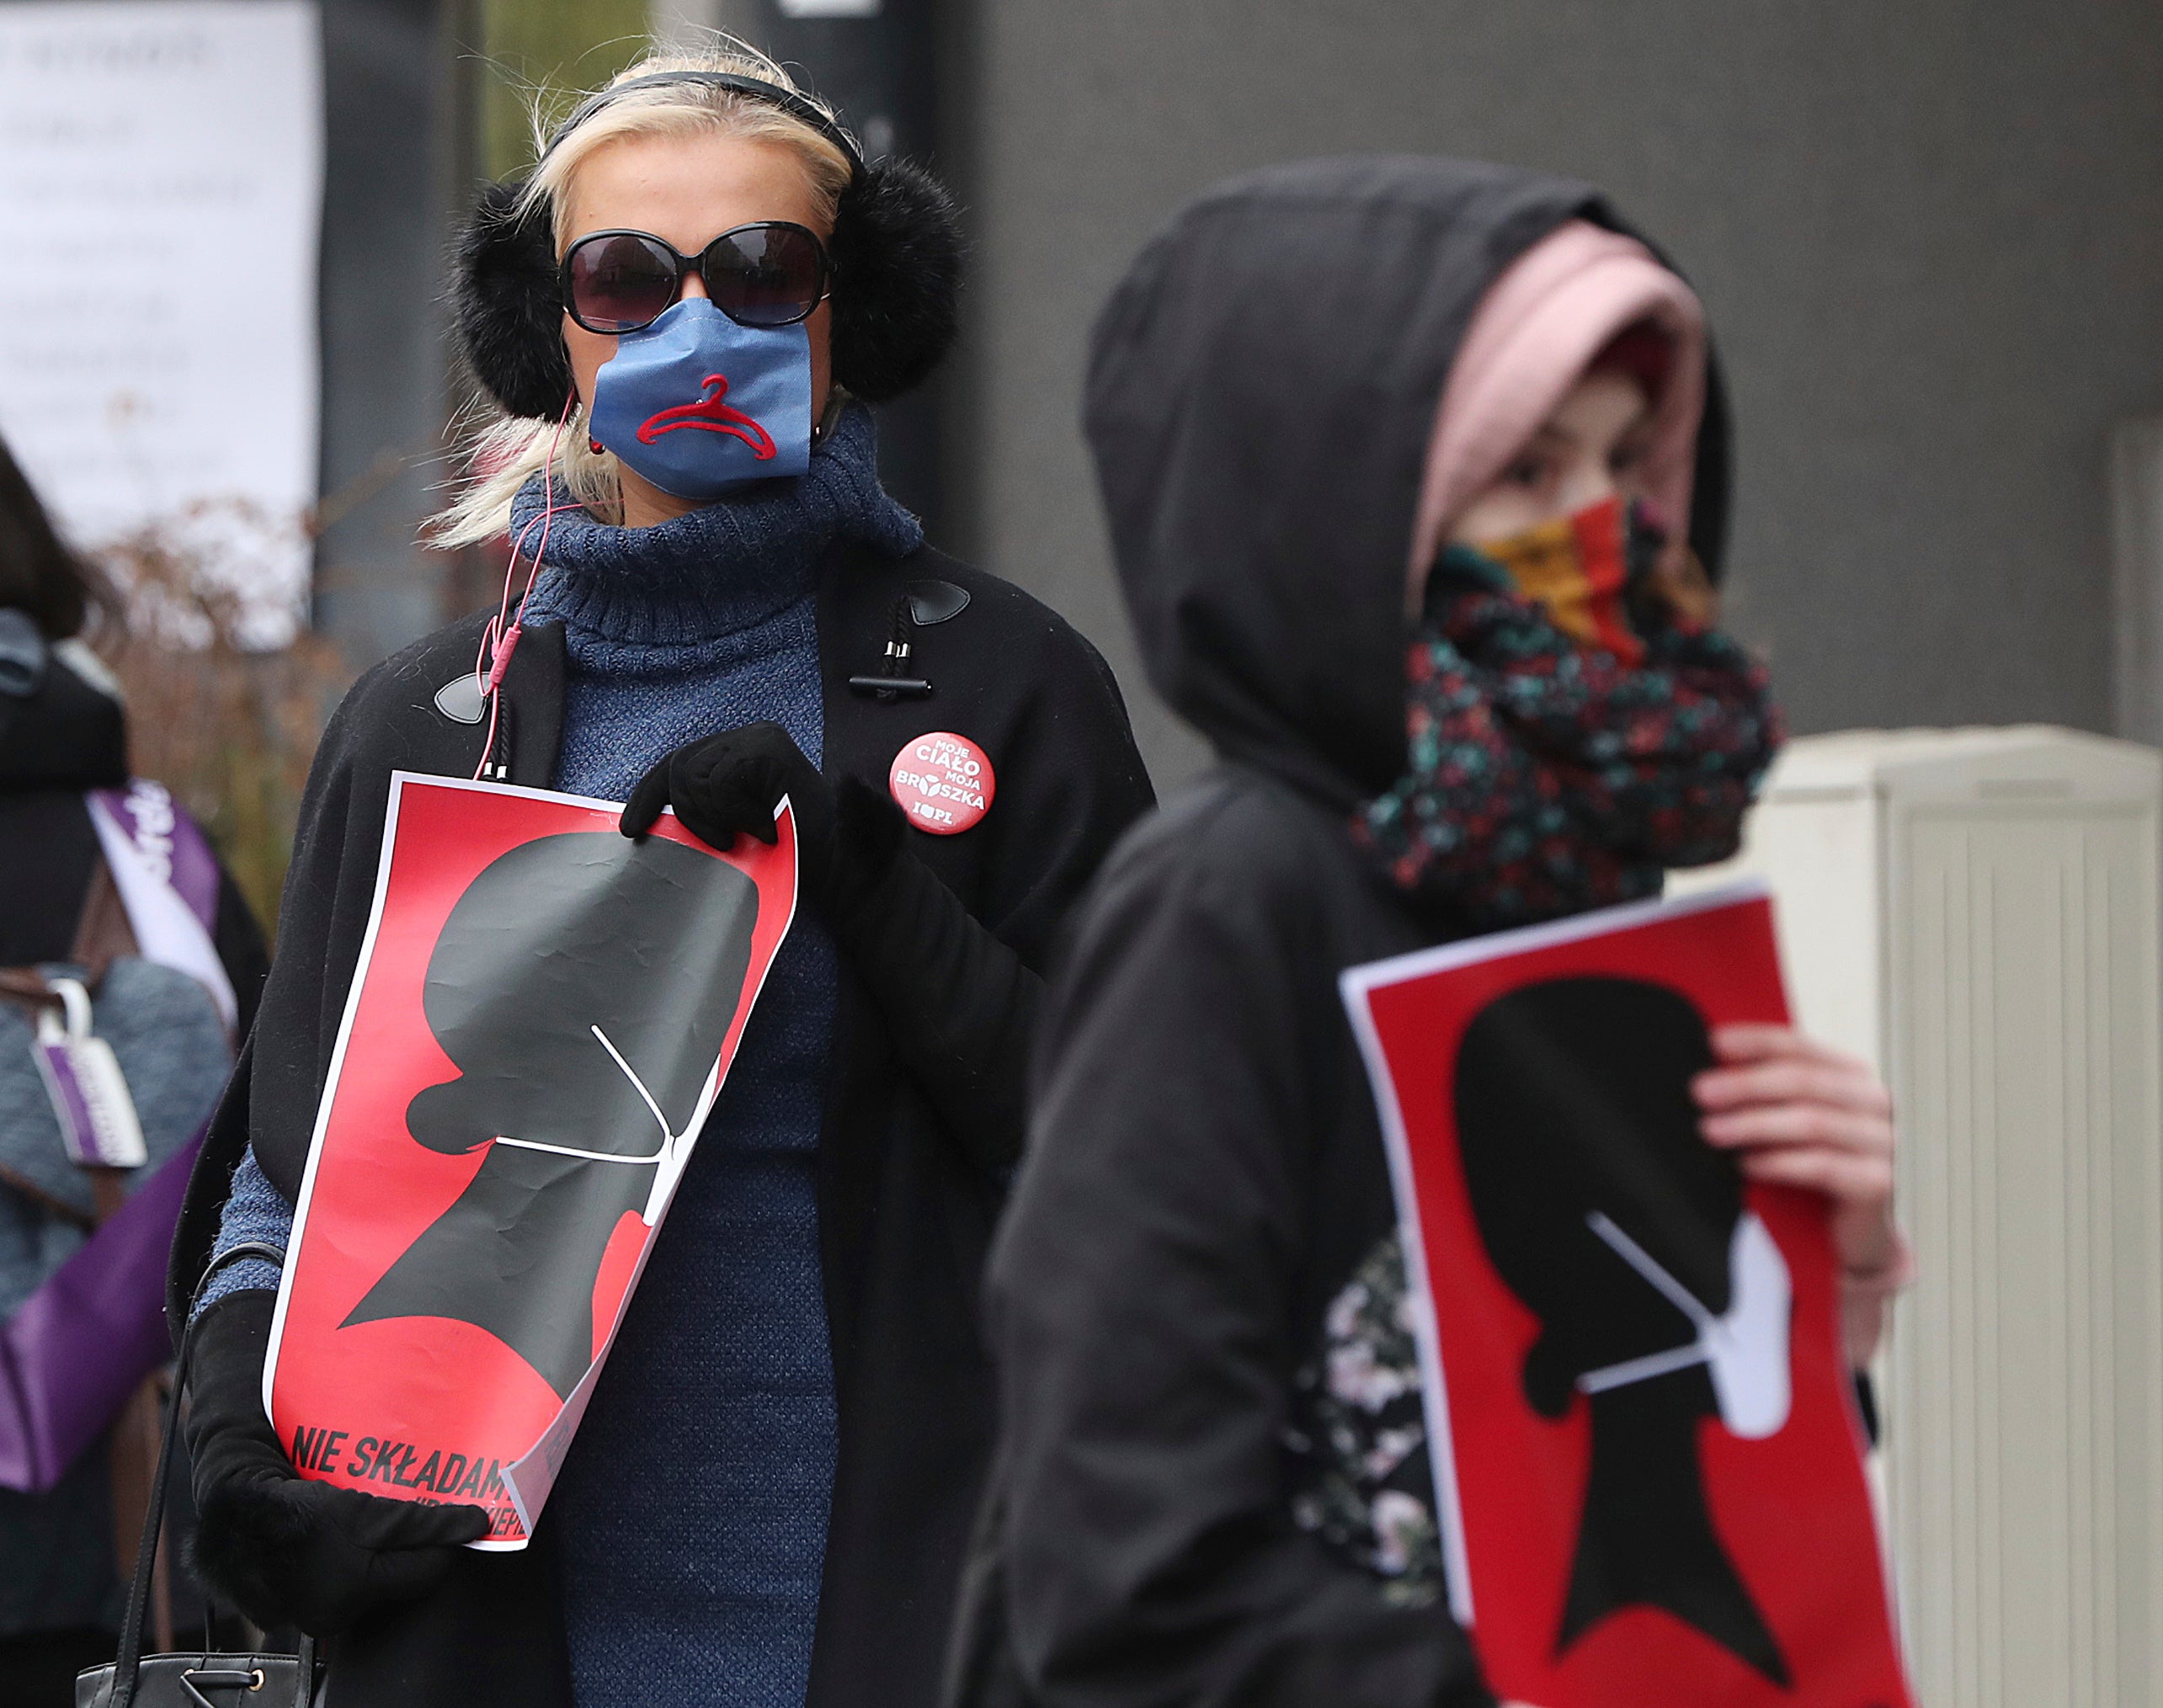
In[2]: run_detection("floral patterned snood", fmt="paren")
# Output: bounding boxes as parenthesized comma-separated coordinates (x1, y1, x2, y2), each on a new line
(1285, 1230, 1446, 1604)
(1354, 508, 1781, 931)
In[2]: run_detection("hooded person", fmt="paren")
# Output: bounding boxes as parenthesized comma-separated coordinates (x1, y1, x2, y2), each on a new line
(168, 41, 1153, 1708)
(0, 429, 269, 1698)
(949, 158, 1910, 1708)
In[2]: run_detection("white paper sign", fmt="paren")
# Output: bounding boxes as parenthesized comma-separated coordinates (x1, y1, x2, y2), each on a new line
(0, 0, 322, 608)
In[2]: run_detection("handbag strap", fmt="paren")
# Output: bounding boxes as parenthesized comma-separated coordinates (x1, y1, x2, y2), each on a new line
(111, 1240, 311, 1708)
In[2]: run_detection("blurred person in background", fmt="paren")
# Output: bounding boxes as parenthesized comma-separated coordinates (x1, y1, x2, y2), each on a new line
(0, 430, 266, 1705)
(169, 40, 1151, 1708)
(951, 160, 1912, 1708)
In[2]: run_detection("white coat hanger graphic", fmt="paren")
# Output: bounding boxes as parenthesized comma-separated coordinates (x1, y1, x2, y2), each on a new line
(485, 1023, 706, 1224)
(1574, 1207, 1793, 1439)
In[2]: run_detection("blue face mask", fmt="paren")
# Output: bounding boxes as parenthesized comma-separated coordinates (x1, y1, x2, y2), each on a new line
(587, 298, 814, 500)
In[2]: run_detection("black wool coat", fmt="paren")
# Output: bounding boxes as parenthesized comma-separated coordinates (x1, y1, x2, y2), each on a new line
(169, 541, 1154, 1708)
(974, 764, 1474, 1707)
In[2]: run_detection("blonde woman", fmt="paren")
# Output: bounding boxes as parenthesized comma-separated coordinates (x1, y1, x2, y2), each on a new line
(171, 45, 1151, 1708)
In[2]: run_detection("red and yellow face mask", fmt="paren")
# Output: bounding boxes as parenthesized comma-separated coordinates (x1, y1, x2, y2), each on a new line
(1470, 494, 1644, 666)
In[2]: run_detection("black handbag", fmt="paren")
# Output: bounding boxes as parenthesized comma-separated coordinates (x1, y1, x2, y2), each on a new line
(76, 1241, 318, 1708)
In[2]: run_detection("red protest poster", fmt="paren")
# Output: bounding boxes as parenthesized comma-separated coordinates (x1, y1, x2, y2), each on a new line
(263, 773, 796, 1547)
(1340, 883, 1913, 1708)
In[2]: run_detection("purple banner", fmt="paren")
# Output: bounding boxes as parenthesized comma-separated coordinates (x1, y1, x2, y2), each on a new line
(88, 780, 220, 939)
(0, 1131, 201, 1492)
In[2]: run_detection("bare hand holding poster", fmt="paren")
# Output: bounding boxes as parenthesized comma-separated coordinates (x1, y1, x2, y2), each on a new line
(264, 775, 797, 1547)
(1341, 885, 1913, 1707)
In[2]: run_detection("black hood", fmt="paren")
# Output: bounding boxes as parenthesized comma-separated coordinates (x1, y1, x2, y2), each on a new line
(0, 624, 126, 792)
(1084, 157, 1731, 806)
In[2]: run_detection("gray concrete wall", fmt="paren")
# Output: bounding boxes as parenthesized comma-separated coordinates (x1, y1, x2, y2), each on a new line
(940, 0, 2163, 790)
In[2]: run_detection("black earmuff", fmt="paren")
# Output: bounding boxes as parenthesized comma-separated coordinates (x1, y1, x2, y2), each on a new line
(450, 71, 963, 421)
(454, 182, 575, 423)
(827, 157, 962, 403)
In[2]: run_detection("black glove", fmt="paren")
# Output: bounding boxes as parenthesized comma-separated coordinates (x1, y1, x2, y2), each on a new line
(185, 1290, 490, 1634)
(621, 721, 1036, 1173)
(621, 721, 892, 913)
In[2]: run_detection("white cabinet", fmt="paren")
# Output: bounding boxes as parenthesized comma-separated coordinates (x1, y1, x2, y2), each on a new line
(1676, 726, 2163, 1706)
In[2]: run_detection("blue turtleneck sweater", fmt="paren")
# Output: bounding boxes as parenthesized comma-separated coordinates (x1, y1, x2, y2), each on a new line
(208, 406, 923, 1708)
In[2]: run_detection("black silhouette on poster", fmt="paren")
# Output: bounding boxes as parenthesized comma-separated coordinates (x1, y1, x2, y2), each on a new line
(344, 832, 759, 1399)
(1453, 976, 1794, 1685)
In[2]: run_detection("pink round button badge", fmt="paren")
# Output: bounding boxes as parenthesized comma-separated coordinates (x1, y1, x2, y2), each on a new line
(888, 732, 995, 835)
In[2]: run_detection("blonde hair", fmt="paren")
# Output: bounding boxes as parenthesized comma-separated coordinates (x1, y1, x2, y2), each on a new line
(432, 40, 855, 549)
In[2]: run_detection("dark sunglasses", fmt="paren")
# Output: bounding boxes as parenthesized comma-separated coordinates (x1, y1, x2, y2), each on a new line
(559, 221, 834, 335)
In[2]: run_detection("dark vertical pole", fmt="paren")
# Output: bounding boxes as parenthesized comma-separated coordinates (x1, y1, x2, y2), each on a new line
(734, 0, 946, 530)
(440, 0, 493, 620)
(313, 0, 455, 667)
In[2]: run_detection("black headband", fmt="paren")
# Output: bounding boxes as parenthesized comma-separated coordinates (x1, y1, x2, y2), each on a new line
(541, 71, 866, 186)
(457, 65, 960, 416)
